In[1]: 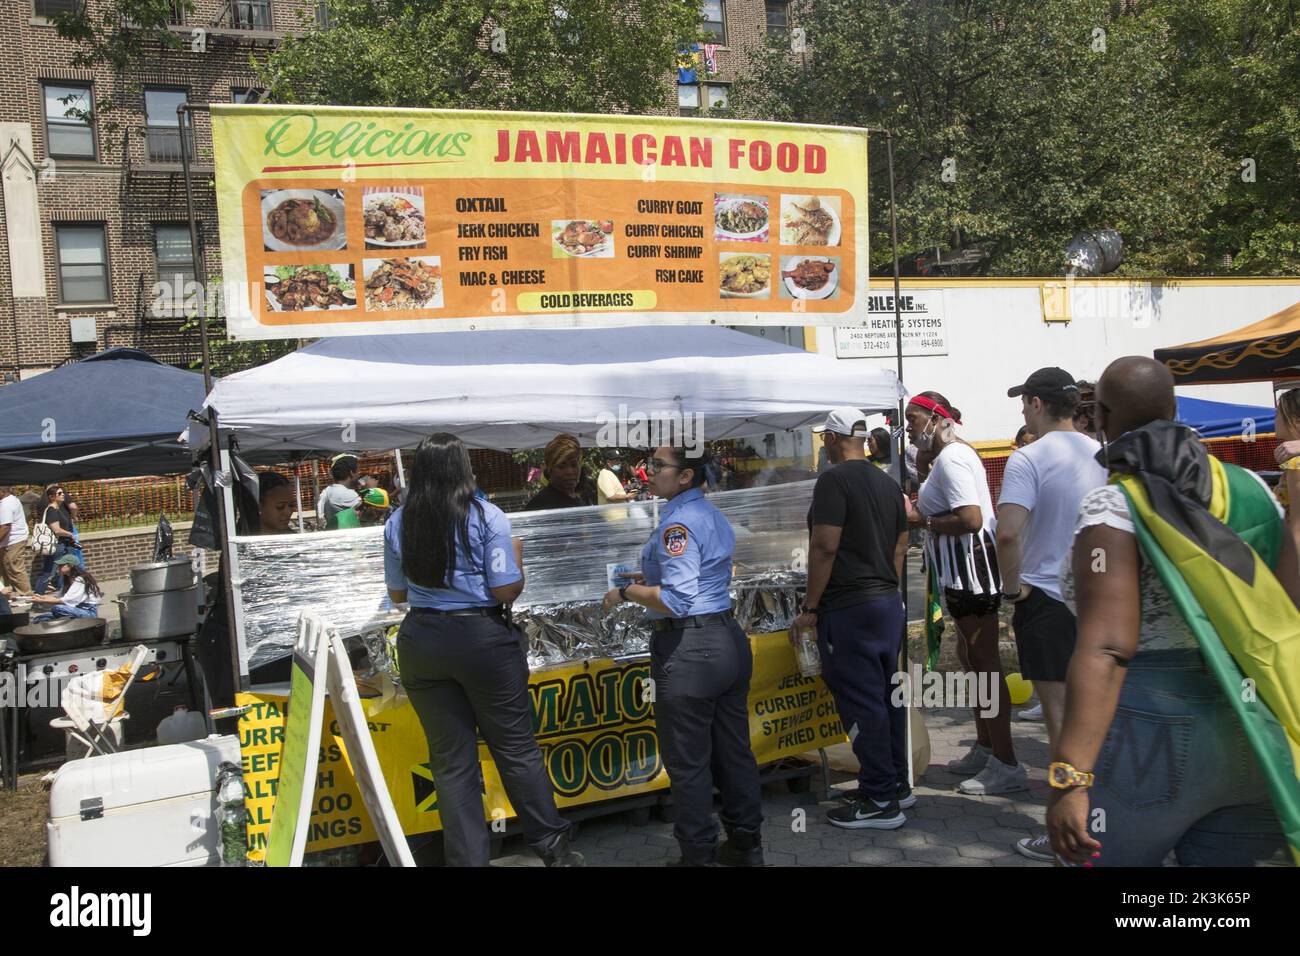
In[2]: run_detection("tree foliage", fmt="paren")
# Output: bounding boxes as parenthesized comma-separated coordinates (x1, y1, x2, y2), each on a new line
(740, 0, 1298, 275)
(259, 0, 704, 115)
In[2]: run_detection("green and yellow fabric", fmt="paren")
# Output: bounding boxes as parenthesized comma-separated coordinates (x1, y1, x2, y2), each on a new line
(1110, 421, 1300, 864)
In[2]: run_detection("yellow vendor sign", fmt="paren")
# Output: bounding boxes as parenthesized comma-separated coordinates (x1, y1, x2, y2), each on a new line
(238, 631, 845, 860)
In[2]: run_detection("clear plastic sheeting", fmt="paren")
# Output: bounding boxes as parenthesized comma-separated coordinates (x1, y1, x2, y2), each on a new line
(235, 480, 816, 670)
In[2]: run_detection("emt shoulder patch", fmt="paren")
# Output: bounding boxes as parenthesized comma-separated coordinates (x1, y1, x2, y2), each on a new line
(663, 524, 689, 557)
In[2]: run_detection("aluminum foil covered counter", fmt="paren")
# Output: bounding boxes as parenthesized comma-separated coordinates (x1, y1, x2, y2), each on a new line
(234, 479, 815, 671)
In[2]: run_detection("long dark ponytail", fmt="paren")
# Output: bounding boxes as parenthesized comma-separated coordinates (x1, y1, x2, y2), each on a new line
(400, 433, 478, 589)
(66, 564, 102, 600)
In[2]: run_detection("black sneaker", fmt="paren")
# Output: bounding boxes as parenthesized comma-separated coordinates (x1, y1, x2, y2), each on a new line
(826, 797, 906, 830)
(716, 832, 765, 867)
(838, 785, 917, 810)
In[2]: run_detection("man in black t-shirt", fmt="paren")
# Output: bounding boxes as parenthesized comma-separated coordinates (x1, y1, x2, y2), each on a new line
(794, 407, 911, 830)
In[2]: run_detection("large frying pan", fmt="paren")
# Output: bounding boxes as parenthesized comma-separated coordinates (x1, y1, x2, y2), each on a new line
(12, 617, 107, 655)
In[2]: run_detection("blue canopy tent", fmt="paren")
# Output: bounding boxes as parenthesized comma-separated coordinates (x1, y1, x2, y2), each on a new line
(0, 348, 207, 483)
(1175, 396, 1275, 439)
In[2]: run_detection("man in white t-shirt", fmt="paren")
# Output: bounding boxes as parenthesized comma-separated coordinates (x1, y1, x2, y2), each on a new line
(0, 484, 32, 595)
(995, 367, 1107, 861)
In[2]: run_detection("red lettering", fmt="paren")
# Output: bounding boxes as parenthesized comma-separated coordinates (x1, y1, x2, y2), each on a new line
(806, 144, 827, 174)
(584, 133, 611, 164)
(728, 138, 744, 169)
(514, 130, 542, 163)
(777, 141, 798, 173)
(661, 136, 685, 167)
(632, 133, 656, 166)
(751, 140, 772, 171)
(546, 130, 581, 163)
(494, 129, 510, 162)
(614, 133, 626, 165)
(689, 137, 712, 167)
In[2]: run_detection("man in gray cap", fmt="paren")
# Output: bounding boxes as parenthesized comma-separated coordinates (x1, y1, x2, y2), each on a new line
(794, 407, 912, 830)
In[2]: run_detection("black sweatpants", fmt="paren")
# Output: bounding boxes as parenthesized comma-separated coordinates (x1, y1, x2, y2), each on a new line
(397, 609, 570, 867)
(817, 593, 909, 802)
(650, 618, 764, 851)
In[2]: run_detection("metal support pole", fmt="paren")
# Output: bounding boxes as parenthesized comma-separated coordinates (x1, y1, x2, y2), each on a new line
(180, 102, 244, 699)
(294, 466, 305, 533)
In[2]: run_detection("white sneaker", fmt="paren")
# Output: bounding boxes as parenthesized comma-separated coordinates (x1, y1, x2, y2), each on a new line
(957, 756, 1030, 795)
(1018, 702, 1044, 722)
(1015, 833, 1055, 862)
(946, 742, 992, 775)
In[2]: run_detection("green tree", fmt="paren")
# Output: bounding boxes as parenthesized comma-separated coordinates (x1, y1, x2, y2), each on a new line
(739, 0, 1235, 275)
(260, 0, 705, 114)
(1152, 0, 1300, 274)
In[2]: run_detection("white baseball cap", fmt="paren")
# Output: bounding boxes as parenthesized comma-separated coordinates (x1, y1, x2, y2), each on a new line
(812, 407, 868, 437)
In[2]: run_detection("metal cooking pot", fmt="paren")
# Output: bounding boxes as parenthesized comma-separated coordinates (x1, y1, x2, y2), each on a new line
(130, 557, 194, 595)
(118, 584, 198, 641)
(13, 617, 107, 654)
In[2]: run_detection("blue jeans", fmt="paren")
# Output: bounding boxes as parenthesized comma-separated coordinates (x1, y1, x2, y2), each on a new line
(817, 593, 908, 802)
(33, 541, 71, 595)
(1090, 649, 1286, 866)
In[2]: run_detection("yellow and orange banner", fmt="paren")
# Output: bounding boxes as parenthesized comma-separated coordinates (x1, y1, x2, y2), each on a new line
(237, 631, 845, 860)
(211, 105, 870, 340)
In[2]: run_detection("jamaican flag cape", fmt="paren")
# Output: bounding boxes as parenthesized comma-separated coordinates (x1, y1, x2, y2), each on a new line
(1108, 420, 1300, 864)
(924, 557, 945, 671)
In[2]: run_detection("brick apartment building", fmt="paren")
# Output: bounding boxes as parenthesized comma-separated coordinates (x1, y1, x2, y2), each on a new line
(0, 0, 791, 380)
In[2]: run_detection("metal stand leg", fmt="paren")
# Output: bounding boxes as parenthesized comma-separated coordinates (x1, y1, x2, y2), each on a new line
(816, 747, 832, 800)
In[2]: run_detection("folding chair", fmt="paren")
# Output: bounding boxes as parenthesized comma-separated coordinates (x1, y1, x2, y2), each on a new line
(50, 645, 152, 759)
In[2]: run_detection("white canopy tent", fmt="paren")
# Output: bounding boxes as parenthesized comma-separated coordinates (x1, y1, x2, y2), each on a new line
(198, 326, 902, 454)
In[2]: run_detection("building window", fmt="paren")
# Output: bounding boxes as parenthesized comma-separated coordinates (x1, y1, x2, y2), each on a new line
(701, 0, 725, 42)
(231, 0, 272, 31)
(705, 83, 729, 109)
(33, 0, 80, 19)
(231, 87, 264, 104)
(43, 83, 95, 160)
(315, 1, 330, 29)
(764, 1, 789, 35)
(678, 84, 701, 115)
(154, 225, 197, 313)
(143, 87, 191, 163)
(55, 225, 110, 305)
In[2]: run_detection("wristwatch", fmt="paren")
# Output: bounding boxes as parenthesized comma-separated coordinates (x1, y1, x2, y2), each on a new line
(799, 604, 818, 614)
(1049, 761, 1095, 789)
(1001, 586, 1027, 602)
(618, 584, 630, 603)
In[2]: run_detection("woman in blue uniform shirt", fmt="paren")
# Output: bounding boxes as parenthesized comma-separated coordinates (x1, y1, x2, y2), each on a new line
(385, 433, 581, 867)
(603, 445, 765, 866)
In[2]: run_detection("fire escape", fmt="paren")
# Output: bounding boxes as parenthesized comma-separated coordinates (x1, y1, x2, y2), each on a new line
(113, 1, 295, 369)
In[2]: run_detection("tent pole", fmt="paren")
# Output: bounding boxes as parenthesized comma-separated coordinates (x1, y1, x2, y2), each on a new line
(294, 465, 305, 533)
(868, 126, 913, 785)
(181, 101, 243, 699)
(393, 448, 406, 490)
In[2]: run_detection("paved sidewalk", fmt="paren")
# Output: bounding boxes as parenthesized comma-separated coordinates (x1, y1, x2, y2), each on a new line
(495, 705, 1054, 867)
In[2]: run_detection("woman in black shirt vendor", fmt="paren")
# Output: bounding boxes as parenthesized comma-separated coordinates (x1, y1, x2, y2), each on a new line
(524, 434, 594, 511)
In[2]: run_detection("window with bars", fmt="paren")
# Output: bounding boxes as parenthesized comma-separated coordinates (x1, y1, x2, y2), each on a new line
(55, 225, 110, 305)
(43, 83, 95, 160)
(143, 87, 191, 163)
(153, 225, 197, 314)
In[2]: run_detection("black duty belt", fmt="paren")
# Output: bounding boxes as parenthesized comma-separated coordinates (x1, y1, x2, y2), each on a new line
(412, 605, 505, 618)
(649, 611, 733, 633)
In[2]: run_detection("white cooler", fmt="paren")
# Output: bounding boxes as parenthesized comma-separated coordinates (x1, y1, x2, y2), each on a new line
(47, 735, 241, 867)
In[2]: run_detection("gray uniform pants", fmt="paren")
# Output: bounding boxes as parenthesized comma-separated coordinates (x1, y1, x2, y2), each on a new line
(650, 618, 764, 851)
(398, 609, 570, 866)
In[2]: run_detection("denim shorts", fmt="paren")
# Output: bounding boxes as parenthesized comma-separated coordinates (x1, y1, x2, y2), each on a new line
(1088, 649, 1287, 867)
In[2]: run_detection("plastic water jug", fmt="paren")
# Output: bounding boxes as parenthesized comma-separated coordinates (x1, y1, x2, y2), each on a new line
(157, 705, 206, 745)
